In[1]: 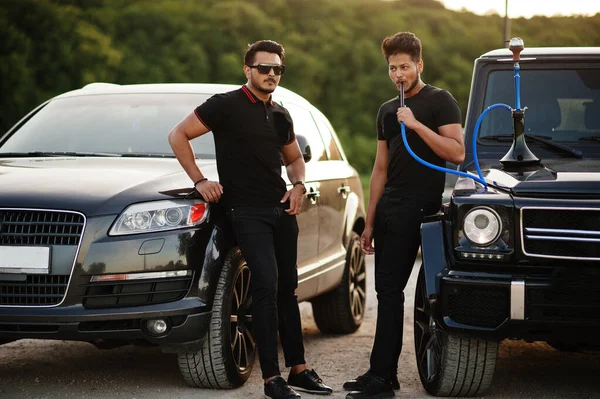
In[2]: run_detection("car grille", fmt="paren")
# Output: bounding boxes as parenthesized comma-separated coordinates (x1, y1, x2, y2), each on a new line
(0, 275, 69, 305)
(528, 268, 600, 322)
(521, 207, 600, 261)
(0, 210, 85, 246)
(82, 276, 193, 309)
(442, 283, 508, 328)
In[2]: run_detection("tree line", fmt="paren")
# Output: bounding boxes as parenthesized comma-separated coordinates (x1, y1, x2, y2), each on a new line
(1, 0, 599, 173)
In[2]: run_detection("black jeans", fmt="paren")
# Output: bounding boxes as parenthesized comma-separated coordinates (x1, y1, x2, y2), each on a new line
(369, 193, 440, 380)
(228, 205, 305, 379)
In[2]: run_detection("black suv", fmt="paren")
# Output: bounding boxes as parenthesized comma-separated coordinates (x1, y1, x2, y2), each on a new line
(0, 83, 366, 388)
(416, 43, 600, 396)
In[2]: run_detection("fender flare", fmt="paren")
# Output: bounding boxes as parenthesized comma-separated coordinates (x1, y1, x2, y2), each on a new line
(420, 220, 448, 299)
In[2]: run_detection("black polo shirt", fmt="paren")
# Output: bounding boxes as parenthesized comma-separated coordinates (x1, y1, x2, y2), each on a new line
(195, 85, 295, 208)
(377, 84, 462, 203)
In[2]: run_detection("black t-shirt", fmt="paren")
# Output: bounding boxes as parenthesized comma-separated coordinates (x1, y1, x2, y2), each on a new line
(195, 85, 295, 208)
(377, 84, 462, 202)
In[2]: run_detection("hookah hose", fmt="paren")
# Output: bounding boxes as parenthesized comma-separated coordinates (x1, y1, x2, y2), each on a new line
(398, 82, 507, 188)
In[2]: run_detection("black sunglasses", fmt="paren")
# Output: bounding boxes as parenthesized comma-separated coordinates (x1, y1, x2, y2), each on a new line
(247, 63, 286, 75)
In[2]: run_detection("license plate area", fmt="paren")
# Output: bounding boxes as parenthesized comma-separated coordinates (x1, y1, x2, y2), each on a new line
(0, 246, 50, 274)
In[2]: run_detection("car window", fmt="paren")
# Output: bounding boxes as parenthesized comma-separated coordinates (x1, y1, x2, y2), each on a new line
(480, 68, 600, 142)
(0, 93, 216, 157)
(313, 111, 343, 161)
(284, 103, 327, 162)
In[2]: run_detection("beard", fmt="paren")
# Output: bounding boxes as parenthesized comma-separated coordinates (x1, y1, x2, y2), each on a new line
(251, 74, 277, 94)
(403, 73, 420, 93)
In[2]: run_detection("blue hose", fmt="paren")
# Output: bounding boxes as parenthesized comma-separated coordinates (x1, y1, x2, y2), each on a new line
(401, 46, 523, 190)
(471, 103, 513, 182)
(401, 124, 481, 187)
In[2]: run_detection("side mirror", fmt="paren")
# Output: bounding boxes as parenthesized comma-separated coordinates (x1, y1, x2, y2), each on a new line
(296, 134, 312, 162)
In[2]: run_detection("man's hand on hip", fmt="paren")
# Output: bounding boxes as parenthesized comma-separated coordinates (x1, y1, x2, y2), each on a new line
(195, 180, 224, 203)
(281, 185, 305, 215)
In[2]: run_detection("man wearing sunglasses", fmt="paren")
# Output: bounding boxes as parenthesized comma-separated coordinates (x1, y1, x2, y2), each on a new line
(168, 40, 331, 399)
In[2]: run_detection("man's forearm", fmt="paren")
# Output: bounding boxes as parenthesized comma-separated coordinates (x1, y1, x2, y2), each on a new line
(413, 123, 464, 164)
(366, 169, 386, 229)
(168, 128, 204, 182)
(286, 156, 306, 184)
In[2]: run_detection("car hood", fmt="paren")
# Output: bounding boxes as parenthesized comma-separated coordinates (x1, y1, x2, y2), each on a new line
(482, 158, 600, 198)
(0, 157, 218, 216)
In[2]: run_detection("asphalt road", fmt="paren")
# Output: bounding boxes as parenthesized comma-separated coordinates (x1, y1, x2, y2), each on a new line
(1, 256, 599, 399)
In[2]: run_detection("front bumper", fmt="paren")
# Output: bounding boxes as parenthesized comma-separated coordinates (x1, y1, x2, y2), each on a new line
(421, 221, 600, 343)
(437, 271, 600, 343)
(0, 212, 217, 352)
(0, 297, 211, 349)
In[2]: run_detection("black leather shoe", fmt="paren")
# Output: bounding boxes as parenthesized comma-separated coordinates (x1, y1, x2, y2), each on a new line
(264, 376, 301, 399)
(288, 369, 333, 395)
(345, 373, 395, 399)
(343, 371, 400, 391)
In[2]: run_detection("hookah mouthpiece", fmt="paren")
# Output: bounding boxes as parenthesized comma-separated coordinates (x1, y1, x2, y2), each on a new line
(399, 82, 405, 108)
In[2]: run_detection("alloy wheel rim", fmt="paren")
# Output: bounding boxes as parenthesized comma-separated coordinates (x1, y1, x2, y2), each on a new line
(230, 263, 255, 372)
(348, 241, 366, 322)
(414, 272, 444, 383)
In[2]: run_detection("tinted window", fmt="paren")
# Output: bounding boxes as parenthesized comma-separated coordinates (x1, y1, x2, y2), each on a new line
(313, 112, 343, 161)
(284, 103, 327, 162)
(0, 93, 216, 157)
(480, 68, 600, 142)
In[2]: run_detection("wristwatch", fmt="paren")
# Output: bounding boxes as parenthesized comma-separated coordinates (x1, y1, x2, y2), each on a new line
(293, 180, 307, 194)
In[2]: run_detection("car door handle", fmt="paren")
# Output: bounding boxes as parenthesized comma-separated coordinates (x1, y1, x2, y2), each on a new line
(337, 185, 351, 194)
(306, 188, 320, 204)
(337, 184, 351, 199)
(307, 190, 320, 199)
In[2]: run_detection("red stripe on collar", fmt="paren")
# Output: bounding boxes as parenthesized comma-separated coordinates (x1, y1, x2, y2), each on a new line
(241, 85, 257, 103)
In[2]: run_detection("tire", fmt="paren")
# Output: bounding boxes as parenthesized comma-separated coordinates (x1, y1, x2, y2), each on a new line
(312, 232, 366, 334)
(414, 268, 498, 397)
(178, 248, 255, 388)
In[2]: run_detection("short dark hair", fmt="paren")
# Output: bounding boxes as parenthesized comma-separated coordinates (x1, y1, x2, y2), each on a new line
(381, 32, 422, 63)
(244, 40, 285, 65)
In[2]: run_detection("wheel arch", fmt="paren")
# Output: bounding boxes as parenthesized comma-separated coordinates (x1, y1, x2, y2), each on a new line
(343, 191, 366, 248)
(420, 220, 449, 300)
(196, 223, 236, 309)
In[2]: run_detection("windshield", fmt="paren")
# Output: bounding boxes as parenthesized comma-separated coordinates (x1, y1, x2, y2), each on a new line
(479, 68, 600, 143)
(0, 93, 215, 157)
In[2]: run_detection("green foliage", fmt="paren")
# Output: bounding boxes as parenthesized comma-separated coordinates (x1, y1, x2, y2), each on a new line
(2, 0, 599, 174)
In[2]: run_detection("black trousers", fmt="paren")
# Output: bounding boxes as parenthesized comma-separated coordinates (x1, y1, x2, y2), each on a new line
(369, 193, 440, 380)
(229, 205, 306, 379)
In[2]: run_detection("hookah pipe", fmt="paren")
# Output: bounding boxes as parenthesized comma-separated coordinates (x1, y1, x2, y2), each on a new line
(400, 37, 540, 189)
(399, 83, 487, 187)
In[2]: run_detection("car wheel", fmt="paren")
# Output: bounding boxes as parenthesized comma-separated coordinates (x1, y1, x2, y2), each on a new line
(312, 232, 366, 334)
(178, 248, 255, 388)
(414, 268, 498, 397)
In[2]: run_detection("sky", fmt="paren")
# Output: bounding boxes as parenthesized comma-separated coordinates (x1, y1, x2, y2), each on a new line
(439, 0, 600, 19)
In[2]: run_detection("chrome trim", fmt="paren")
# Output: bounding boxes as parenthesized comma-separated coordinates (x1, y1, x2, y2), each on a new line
(520, 206, 600, 261)
(525, 227, 600, 237)
(90, 269, 192, 282)
(0, 207, 87, 308)
(510, 280, 525, 320)
(298, 260, 345, 284)
(526, 235, 600, 243)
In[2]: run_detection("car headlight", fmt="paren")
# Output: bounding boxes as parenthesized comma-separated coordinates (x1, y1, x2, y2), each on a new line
(463, 206, 502, 246)
(109, 200, 208, 236)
